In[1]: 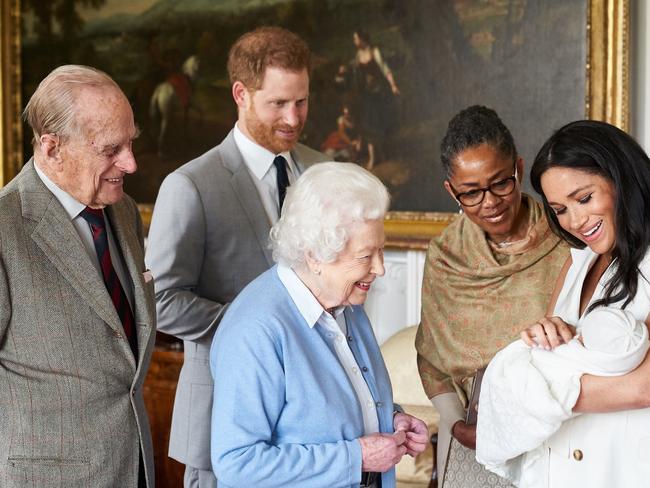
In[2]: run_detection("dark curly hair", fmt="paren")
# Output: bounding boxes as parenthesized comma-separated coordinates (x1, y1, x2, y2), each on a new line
(440, 105, 517, 177)
(531, 119, 650, 311)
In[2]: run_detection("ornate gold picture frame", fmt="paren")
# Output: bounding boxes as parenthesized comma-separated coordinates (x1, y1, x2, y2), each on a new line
(0, 0, 628, 249)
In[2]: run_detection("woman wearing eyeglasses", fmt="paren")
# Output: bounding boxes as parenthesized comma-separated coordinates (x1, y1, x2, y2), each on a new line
(475, 120, 650, 488)
(415, 105, 569, 486)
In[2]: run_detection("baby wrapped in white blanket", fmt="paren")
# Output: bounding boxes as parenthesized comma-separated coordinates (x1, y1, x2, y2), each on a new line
(475, 306, 649, 485)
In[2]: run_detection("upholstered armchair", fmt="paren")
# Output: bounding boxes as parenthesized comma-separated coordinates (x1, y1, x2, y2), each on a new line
(381, 326, 439, 488)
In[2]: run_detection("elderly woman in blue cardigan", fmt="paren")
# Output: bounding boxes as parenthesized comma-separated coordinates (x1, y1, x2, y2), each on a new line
(209, 162, 428, 488)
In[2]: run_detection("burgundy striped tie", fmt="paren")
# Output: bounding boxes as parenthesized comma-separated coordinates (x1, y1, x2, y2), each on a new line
(80, 207, 138, 358)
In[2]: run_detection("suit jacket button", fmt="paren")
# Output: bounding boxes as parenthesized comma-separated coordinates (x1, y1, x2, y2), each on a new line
(113, 330, 122, 339)
(573, 449, 583, 461)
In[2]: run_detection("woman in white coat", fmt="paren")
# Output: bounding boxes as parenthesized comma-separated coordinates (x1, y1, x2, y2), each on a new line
(478, 120, 650, 487)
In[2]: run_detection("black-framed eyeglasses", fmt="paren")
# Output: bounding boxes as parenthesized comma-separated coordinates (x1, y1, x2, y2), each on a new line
(449, 165, 518, 207)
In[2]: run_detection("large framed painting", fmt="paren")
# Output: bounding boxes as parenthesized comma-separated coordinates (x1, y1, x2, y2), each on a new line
(1, 0, 628, 248)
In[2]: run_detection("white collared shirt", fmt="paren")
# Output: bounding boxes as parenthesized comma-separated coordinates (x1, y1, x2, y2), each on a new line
(277, 264, 380, 435)
(233, 123, 299, 224)
(34, 162, 134, 308)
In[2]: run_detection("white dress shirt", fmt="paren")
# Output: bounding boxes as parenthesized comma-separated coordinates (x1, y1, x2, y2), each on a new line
(34, 162, 134, 308)
(233, 123, 299, 224)
(277, 264, 380, 435)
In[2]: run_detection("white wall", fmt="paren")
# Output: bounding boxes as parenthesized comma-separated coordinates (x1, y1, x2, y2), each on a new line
(364, 249, 426, 345)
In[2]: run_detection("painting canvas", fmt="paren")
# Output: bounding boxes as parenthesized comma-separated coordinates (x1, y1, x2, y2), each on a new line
(17, 0, 599, 210)
(0, 0, 625, 245)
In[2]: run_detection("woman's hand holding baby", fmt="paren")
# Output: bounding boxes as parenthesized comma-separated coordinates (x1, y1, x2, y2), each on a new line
(521, 316, 576, 350)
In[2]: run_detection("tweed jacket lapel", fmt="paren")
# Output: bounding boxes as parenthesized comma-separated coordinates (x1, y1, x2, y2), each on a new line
(105, 203, 155, 368)
(220, 131, 274, 266)
(20, 162, 135, 365)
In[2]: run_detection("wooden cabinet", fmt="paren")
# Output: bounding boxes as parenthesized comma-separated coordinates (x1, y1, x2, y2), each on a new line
(143, 345, 185, 487)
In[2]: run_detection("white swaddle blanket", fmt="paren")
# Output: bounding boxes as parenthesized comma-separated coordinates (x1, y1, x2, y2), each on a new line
(475, 307, 649, 486)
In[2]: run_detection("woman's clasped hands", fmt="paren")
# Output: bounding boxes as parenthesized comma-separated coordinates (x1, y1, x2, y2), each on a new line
(359, 413, 429, 472)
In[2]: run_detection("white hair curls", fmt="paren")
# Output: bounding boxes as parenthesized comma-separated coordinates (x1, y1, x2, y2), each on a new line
(270, 162, 390, 269)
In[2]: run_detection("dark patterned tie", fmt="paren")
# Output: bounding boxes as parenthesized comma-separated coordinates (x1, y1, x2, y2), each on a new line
(273, 155, 290, 211)
(80, 207, 138, 358)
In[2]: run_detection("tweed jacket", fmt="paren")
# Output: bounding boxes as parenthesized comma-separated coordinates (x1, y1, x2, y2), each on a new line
(0, 161, 156, 487)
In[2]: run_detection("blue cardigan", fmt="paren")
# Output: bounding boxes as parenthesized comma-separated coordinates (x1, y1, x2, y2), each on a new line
(210, 266, 396, 487)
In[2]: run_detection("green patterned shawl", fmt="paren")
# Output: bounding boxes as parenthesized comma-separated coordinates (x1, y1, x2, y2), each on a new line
(416, 195, 569, 405)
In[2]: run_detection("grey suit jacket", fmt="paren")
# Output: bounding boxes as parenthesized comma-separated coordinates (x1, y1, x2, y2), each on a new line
(145, 130, 327, 469)
(0, 161, 156, 488)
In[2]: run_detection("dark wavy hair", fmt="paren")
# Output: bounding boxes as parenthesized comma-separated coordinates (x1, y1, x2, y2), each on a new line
(531, 119, 650, 311)
(440, 105, 517, 177)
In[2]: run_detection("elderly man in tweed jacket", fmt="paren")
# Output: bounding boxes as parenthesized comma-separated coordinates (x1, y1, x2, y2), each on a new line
(0, 65, 156, 488)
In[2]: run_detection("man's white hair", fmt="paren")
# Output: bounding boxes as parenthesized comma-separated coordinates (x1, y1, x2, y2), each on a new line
(23, 64, 121, 148)
(270, 162, 390, 269)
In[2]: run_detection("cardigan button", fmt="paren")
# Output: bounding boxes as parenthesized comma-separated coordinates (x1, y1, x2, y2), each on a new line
(573, 449, 583, 461)
(362, 366, 369, 372)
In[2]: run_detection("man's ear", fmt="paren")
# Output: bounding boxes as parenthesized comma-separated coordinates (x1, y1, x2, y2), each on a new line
(232, 81, 250, 109)
(38, 133, 63, 169)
